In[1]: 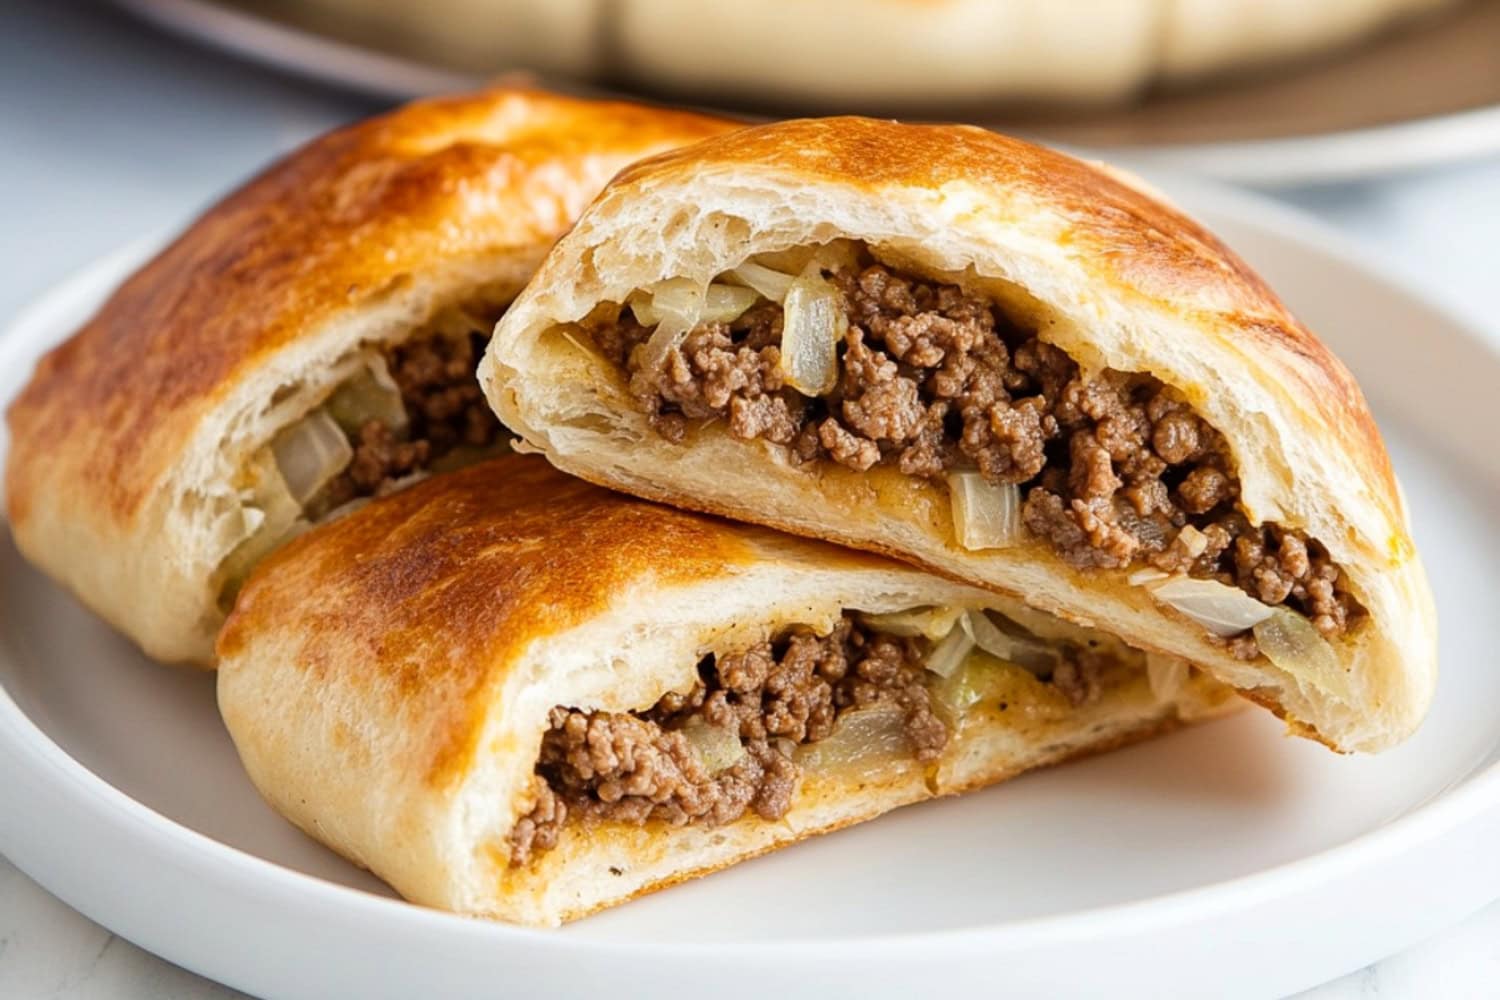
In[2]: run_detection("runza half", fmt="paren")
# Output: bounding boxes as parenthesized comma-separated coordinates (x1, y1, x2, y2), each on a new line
(3, 86, 733, 665)
(216, 454, 1238, 927)
(481, 117, 1435, 753)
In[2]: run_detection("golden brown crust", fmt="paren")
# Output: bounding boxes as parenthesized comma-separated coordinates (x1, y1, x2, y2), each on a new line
(4, 86, 737, 664)
(6, 86, 730, 529)
(608, 119, 1397, 526)
(219, 453, 759, 787)
(218, 452, 1240, 922)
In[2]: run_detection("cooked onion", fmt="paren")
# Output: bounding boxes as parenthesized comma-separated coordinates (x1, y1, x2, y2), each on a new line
(727, 260, 795, 302)
(627, 279, 703, 373)
(1177, 525, 1209, 558)
(271, 408, 353, 506)
(681, 719, 746, 774)
(947, 472, 1022, 550)
(924, 623, 975, 678)
(636, 315, 695, 375)
(860, 605, 964, 639)
(1128, 568, 1170, 587)
(779, 270, 845, 395)
(626, 290, 660, 327)
(218, 452, 304, 599)
(1146, 652, 1190, 701)
(324, 358, 406, 434)
(959, 610, 1009, 658)
(930, 652, 1061, 728)
(960, 610, 1057, 674)
(1253, 608, 1351, 700)
(638, 276, 760, 331)
(644, 278, 705, 327)
(752, 245, 817, 276)
(700, 283, 760, 323)
(930, 659, 986, 726)
(796, 704, 910, 777)
(1147, 576, 1274, 637)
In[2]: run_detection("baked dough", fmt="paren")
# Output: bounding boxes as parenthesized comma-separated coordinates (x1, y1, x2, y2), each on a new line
(481, 117, 1436, 753)
(3, 86, 735, 666)
(615, 0, 1463, 108)
(216, 454, 1239, 926)
(615, 0, 1164, 107)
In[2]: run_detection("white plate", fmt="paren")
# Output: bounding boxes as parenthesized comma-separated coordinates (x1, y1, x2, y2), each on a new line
(0, 182, 1497, 1000)
(110, 0, 1500, 186)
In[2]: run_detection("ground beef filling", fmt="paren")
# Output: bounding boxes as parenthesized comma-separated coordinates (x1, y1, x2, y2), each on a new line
(507, 616, 947, 867)
(320, 330, 503, 508)
(584, 263, 1363, 653)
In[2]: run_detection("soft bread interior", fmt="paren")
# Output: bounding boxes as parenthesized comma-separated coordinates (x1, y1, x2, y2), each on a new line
(482, 166, 1434, 753)
(162, 257, 536, 663)
(218, 544, 1238, 927)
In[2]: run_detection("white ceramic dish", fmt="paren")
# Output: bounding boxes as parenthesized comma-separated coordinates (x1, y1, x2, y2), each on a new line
(0, 182, 1496, 1000)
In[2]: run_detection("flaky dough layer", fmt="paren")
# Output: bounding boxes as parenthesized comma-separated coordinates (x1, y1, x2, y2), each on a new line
(481, 116, 1435, 753)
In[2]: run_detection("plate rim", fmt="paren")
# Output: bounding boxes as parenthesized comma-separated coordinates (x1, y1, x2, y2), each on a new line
(1107, 101, 1500, 185)
(1, 178, 1498, 992)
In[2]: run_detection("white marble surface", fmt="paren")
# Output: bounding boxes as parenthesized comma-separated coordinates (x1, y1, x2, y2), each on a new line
(0, 2, 1496, 997)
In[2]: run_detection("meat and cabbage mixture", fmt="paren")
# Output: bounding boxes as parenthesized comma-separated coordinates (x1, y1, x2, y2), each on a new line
(314, 330, 503, 514)
(218, 304, 506, 603)
(581, 245, 1365, 660)
(508, 608, 1142, 866)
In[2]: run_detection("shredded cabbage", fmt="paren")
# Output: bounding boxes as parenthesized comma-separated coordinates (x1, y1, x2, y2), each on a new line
(859, 605, 965, 639)
(795, 705, 910, 777)
(1254, 608, 1351, 700)
(324, 358, 406, 434)
(924, 624, 976, 678)
(727, 260, 795, 302)
(1147, 576, 1275, 637)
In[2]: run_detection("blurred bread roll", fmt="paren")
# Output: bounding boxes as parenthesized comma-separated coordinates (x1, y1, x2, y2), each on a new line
(615, 0, 1164, 107)
(304, 0, 603, 75)
(612, 0, 1464, 108)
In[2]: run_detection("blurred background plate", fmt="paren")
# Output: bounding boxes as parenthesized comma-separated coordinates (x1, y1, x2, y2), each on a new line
(112, 0, 1500, 186)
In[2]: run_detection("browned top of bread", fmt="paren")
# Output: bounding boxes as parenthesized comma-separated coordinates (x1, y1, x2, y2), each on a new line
(608, 117, 1398, 532)
(4, 86, 733, 529)
(216, 454, 772, 786)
